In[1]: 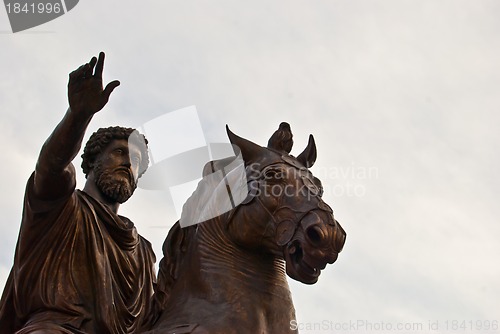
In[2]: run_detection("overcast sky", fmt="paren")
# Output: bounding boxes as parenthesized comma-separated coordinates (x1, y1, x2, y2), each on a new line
(1, 1, 499, 333)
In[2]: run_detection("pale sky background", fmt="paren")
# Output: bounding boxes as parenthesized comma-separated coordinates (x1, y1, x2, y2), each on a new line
(1, 1, 499, 333)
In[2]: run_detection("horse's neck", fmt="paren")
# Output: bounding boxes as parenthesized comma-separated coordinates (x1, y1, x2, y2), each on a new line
(166, 219, 296, 332)
(196, 220, 289, 297)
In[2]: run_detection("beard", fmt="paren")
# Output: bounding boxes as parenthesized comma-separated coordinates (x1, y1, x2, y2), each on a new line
(94, 162, 137, 204)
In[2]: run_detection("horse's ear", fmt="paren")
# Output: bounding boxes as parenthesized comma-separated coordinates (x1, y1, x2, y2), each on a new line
(297, 134, 317, 168)
(226, 125, 266, 164)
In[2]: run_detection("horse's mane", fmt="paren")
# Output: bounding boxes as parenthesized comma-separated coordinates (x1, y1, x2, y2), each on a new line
(155, 156, 240, 309)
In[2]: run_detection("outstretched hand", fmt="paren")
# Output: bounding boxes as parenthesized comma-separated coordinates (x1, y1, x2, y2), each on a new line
(68, 52, 120, 116)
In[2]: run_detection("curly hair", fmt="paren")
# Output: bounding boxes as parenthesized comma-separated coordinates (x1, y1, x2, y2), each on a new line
(81, 126, 149, 178)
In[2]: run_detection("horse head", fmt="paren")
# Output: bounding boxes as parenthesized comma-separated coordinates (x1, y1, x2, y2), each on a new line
(222, 123, 346, 284)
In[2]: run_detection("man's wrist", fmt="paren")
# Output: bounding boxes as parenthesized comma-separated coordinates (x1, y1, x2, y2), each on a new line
(68, 105, 95, 119)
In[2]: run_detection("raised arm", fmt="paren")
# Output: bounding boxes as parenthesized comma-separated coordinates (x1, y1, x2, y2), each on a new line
(33, 52, 120, 200)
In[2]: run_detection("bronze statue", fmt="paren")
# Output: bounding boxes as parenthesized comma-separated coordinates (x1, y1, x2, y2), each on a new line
(0, 53, 156, 333)
(146, 123, 346, 333)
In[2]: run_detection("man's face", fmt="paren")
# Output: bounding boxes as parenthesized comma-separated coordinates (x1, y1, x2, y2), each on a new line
(93, 139, 143, 204)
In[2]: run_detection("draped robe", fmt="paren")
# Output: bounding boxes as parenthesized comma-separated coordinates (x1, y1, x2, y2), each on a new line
(0, 173, 156, 333)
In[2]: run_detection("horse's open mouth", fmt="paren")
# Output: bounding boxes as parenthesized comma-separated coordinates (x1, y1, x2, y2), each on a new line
(284, 241, 321, 284)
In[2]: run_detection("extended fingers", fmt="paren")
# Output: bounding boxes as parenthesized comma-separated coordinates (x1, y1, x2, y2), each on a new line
(94, 52, 105, 78)
(87, 56, 97, 76)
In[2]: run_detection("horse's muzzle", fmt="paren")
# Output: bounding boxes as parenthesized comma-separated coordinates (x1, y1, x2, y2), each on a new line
(284, 210, 346, 284)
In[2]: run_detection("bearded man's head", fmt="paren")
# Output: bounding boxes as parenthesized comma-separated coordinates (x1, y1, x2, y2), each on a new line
(81, 126, 149, 203)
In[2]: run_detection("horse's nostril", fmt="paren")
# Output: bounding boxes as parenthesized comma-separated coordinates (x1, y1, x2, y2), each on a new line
(306, 226, 323, 245)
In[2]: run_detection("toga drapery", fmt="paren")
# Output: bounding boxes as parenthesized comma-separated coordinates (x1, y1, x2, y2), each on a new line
(0, 173, 157, 333)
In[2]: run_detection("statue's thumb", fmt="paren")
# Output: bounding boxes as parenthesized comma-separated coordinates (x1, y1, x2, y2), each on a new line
(103, 81, 121, 99)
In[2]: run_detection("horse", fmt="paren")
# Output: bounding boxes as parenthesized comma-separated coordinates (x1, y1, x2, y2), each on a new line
(145, 123, 346, 334)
